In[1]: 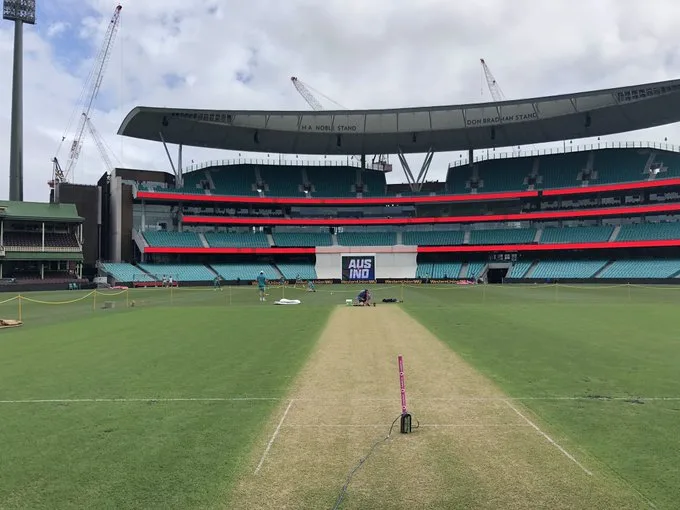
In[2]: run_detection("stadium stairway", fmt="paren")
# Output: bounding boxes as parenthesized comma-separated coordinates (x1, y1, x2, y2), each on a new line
(458, 263, 468, 278)
(534, 229, 543, 243)
(523, 261, 539, 278)
(266, 233, 275, 246)
(609, 225, 621, 242)
(395, 231, 403, 245)
(331, 234, 338, 246)
(592, 260, 614, 278)
(198, 233, 210, 248)
(463, 231, 471, 244)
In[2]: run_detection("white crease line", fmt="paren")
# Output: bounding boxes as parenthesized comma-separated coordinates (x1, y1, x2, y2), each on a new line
(504, 400, 592, 476)
(0, 397, 279, 404)
(254, 399, 294, 475)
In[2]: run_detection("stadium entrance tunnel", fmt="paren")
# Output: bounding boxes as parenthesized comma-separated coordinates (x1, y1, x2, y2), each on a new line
(487, 267, 509, 283)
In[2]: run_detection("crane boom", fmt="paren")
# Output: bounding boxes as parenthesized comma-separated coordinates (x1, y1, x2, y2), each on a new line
(480, 58, 506, 102)
(84, 114, 115, 173)
(290, 76, 324, 111)
(51, 4, 122, 187)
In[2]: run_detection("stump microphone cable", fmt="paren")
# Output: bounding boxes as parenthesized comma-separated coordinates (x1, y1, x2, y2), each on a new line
(331, 414, 419, 510)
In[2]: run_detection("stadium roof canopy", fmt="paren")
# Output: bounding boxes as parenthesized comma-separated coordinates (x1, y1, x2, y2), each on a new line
(0, 201, 83, 222)
(118, 78, 680, 155)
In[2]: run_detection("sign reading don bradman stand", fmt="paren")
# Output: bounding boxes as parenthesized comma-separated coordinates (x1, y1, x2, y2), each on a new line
(342, 255, 375, 281)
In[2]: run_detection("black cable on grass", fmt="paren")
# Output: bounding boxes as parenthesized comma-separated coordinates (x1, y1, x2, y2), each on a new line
(331, 415, 419, 510)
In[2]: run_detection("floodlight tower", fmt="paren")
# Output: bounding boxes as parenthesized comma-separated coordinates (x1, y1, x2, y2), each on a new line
(3, 0, 35, 202)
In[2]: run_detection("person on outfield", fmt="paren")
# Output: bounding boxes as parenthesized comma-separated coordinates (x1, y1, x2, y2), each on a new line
(213, 276, 222, 291)
(307, 280, 316, 292)
(357, 289, 372, 306)
(257, 271, 267, 301)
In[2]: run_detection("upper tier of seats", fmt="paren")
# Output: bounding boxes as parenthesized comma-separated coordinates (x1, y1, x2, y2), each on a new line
(3, 232, 80, 249)
(139, 147, 680, 199)
(204, 232, 269, 248)
(144, 231, 202, 248)
(272, 232, 333, 247)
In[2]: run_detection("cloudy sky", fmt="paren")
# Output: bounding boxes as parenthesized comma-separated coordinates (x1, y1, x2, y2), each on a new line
(1, 0, 680, 202)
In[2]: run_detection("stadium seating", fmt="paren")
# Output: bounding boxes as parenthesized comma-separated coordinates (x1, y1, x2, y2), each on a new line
(430, 262, 463, 279)
(507, 261, 533, 278)
(540, 225, 614, 243)
(276, 262, 317, 280)
(143, 231, 203, 248)
(529, 260, 607, 279)
(360, 170, 387, 196)
(210, 263, 278, 281)
(209, 165, 258, 196)
(2, 232, 80, 249)
(591, 149, 649, 184)
(465, 262, 486, 279)
(272, 232, 333, 247)
(306, 166, 357, 197)
(468, 228, 536, 245)
(475, 158, 532, 192)
(337, 231, 397, 246)
(616, 222, 680, 241)
(204, 232, 269, 248)
(537, 152, 587, 189)
(100, 262, 155, 282)
(598, 260, 680, 279)
(402, 230, 465, 246)
(138, 264, 215, 282)
(259, 166, 304, 197)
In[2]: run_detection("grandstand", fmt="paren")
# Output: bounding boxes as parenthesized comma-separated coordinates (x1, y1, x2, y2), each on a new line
(0, 201, 86, 288)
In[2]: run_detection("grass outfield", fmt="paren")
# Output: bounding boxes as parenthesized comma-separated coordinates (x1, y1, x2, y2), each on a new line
(0, 283, 678, 508)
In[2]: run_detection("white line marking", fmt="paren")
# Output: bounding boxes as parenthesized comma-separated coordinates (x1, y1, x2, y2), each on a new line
(0, 397, 279, 404)
(254, 399, 294, 475)
(504, 400, 592, 476)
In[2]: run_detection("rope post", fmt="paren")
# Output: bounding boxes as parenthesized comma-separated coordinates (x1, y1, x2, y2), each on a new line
(93, 290, 97, 311)
(126, 288, 130, 308)
(170, 285, 174, 305)
(18, 295, 22, 322)
(627, 282, 631, 302)
(554, 283, 559, 303)
(400, 283, 404, 302)
(229, 285, 232, 306)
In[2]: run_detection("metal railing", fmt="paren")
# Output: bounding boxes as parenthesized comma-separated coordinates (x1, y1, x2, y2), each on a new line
(449, 140, 680, 168)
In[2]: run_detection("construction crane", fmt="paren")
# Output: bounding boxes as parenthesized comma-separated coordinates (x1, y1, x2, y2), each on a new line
(290, 76, 389, 169)
(50, 4, 122, 187)
(84, 114, 118, 174)
(480, 58, 506, 102)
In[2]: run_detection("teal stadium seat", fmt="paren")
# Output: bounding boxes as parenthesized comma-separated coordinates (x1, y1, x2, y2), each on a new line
(100, 262, 155, 282)
(446, 166, 473, 194)
(402, 231, 465, 246)
(337, 231, 397, 246)
(208, 165, 258, 196)
(616, 222, 680, 241)
(306, 167, 357, 197)
(204, 232, 269, 248)
(360, 170, 387, 196)
(276, 263, 317, 280)
(590, 149, 649, 184)
(468, 228, 535, 245)
(259, 166, 304, 197)
(143, 231, 203, 247)
(272, 232, 332, 247)
(138, 264, 215, 281)
(431, 262, 463, 278)
(173, 169, 208, 194)
(650, 150, 680, 179)
(210, 263, 278, 281)
(598, 260, 680, 279)
(416, 263, 433, 278)
(540, 225, 613, 243)
(507, 261, 532, 278)
(475, 158, 531, 192)
(537, 152, 586, 189)
(465, 262, 486, 279)
(529, 260, 607, 279)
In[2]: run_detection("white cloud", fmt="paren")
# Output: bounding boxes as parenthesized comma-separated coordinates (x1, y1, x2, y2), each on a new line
(1, 0, 680, 202)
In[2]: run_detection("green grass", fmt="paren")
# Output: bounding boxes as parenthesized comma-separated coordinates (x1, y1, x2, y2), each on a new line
(0, 297, 332, 509)
(403, 283, 680, 509)
(1, 283, 679, 508)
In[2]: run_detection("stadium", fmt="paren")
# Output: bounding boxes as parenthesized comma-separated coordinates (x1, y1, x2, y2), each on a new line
(2, 2, 680, 509)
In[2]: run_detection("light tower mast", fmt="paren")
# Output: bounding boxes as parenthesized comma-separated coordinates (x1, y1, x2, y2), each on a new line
(3, 0, 36, 201)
